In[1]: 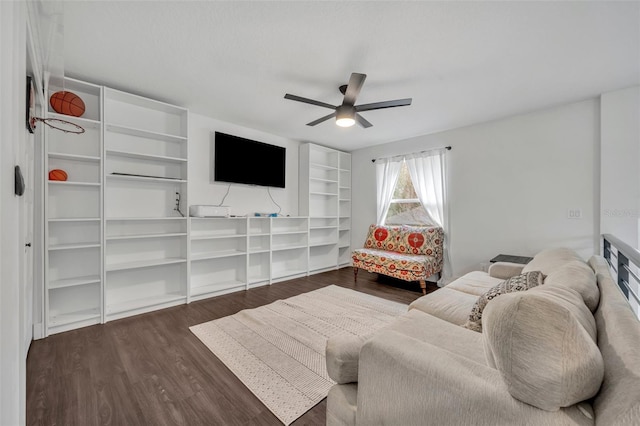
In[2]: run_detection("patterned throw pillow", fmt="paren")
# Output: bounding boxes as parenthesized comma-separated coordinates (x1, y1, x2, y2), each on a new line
(463, 271, 544, 332)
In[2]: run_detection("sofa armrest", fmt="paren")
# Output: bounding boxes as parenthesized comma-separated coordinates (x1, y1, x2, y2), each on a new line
(326, 334, 369, 384)
(356, 329, 589, 425)
(488, 262, 525, 280)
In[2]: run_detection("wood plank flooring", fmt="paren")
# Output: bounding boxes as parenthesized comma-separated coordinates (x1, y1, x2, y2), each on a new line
(26, 268, 437, 426)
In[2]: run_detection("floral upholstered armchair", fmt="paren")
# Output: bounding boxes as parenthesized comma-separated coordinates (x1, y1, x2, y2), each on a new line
(352, 224, 444, 294)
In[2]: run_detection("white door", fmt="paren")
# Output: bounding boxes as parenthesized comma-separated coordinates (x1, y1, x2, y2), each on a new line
(20, 126, 35, 354)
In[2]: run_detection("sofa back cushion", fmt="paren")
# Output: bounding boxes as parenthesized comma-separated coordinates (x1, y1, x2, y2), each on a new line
(363, 225, 404, 252)
(522, 247, 584, 275)
(362, 224, 443, 260)
(536, 260, 600, 312)
(483, 286, 604, 411)
(588, 256, 640, 426)
(401, 225, 443, 260)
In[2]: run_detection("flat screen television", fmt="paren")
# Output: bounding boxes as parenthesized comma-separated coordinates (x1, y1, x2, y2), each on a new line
(214, 132, 286, 188)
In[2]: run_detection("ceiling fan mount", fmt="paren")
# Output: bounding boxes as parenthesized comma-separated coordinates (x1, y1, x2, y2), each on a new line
(284, 72, 412, 128)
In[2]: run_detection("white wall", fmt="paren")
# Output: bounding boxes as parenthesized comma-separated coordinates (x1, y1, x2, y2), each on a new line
(600, 86, 640, 249)
(352, 99, 600, 276)
(188, 112, 301, 217)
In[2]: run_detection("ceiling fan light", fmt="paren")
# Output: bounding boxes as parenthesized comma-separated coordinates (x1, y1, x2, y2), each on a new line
(336, 117, 355, 127)
(336, 105, 355, 127)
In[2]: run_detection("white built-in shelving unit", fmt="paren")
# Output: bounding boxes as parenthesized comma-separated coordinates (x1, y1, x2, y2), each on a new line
(42, 83, 352, 337)
(103, 88, 189, 322)
(187, 216, 310, 301)
(299, 143, 352, 272)
(338, 151, 352, 267)
(44, 78, 103, 335)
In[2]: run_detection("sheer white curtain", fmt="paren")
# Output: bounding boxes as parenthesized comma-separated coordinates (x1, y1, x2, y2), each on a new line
(375, 157, 402, 225)
(406, 149, 452, 286)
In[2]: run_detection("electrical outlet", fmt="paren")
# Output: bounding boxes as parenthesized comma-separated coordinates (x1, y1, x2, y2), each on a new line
(568, 208, 582, 219)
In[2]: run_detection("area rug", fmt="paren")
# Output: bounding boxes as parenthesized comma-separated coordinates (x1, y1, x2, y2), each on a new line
(190, 285, 408, 425)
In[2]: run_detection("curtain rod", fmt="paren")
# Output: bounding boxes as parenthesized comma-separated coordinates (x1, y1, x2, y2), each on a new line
(371, 146, 451, 163)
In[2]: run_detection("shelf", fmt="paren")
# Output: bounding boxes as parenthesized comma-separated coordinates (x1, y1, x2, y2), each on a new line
(47, 112, 102, 129)
(49, 308, 101, 327)
(191, 281, 245, 296)
(191, 250, 246, 261)
(106, 257, 187, 272)
(272, 244, 308, 252)
(339, 228, 351, 231)
(190, 233, 247, 241)
(48, 180, 101, 187)
(310, 162, 338, 171)
(339, 168, 351, 173)
(106, 123, 186, 144)
(310, 192, 338, 196)
(273, 269, 307, 279)
(249, 249, 270, 255)
(107, 293, 184, 315)
(272, 230, 308, 236)
(106, 217, 186, 221)
(49, 242, 101, 251)
(310, 177, 338, 183)
(49, 217, 101, 222)
(310, 226, 338, 230)
(49, 275, 101, 290)
(339, 199, 351, 202)
(106, 232, 187, 241)
(249, 232, 270, 237)
(106, 149, 187, 163)
(48, 152, 101, 162)
(107, 173, 186, 183)
(310, 241, 338, 247)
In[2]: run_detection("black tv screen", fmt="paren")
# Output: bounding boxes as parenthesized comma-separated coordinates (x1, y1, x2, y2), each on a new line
(214, 132, 286, 188)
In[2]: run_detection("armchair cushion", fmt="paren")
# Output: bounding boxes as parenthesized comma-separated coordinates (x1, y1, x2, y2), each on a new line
(483, 286, 603, 411)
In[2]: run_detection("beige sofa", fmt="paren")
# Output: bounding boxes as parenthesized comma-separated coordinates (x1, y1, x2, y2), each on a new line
(326, 248, 640, 425)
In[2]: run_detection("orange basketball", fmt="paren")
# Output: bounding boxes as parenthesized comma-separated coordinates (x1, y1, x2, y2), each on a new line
(49, 169, 68, 181)
(50, 91, 85, 117)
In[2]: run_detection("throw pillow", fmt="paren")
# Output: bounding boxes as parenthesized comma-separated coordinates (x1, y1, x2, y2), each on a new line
(463, 271, 544, 332)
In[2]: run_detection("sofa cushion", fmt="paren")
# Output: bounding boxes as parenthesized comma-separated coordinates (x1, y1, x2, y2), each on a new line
(327, 383, 358, 426)
(352, 248, 440, 282)
(464, 271, 544, 332)
(522, 247, 583, 275)
(445, 271, 503, 297)
(326, 335, 369, 384)
(482, 286, 604, 411)
(409, 287, 478, 325)
(488, 262, 525, 280)
(589, 256, 640, 426)
(535, 260, 599, 312)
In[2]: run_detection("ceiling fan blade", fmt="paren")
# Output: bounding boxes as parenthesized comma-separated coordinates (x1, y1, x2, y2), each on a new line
(355, 113, 373, 128)
(356, 98, 412, 112)
(284, 94, 337, 110)
(343, 73, 366, 106)
(307, 112, 337, 126)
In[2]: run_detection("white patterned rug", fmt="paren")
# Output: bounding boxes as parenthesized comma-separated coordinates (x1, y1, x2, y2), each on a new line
(190, 285, 407, 425)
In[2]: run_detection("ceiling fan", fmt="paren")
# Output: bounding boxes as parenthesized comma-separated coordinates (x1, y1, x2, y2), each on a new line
(284, 73, 412, 128)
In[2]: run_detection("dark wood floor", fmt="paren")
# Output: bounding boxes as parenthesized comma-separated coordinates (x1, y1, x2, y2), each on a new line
(26, 268, 437, 426)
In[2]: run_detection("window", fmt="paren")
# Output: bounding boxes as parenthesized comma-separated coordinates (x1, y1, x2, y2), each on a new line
(384, 160, 432, 226)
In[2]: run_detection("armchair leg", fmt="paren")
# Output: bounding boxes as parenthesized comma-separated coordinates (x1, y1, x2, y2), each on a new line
(354, 267, 359, 282)
(419, 280, 426, 295)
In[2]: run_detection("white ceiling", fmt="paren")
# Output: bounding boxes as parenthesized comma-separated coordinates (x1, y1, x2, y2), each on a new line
(63, 1, 640, 151)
